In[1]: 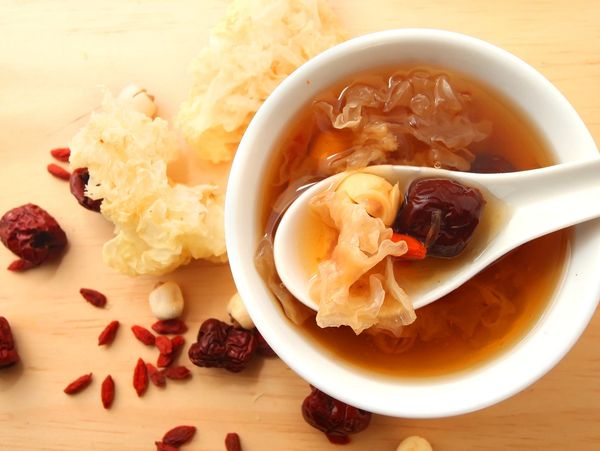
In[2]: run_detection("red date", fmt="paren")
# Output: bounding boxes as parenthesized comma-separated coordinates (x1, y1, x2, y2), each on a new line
(69, 167, 102, 212)
(394, 178, 485, 257)
(301, 386, 371, 444)
(0, 204, 67, 270)
(188, 319, 257, 373)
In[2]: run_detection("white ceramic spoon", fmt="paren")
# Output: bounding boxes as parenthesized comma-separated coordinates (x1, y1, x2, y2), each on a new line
(273, 158, 600, 311)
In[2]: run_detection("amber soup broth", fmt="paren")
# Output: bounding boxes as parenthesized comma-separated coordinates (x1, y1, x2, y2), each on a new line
(261, 65, 569, 378)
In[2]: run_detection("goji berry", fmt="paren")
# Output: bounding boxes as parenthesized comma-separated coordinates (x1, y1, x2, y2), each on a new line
(151, 319, 187, 335)
(80, 288, 107, 308)
(50, 147, 71, 162)
(225, 432, 242, 451)
(133, 358, 148, 397)
(171, 335, 185, 350)
(98, 320, 120, 346)
(0, 317, 19, 368)
(162, 425, 196, 447)
(0, 204, 67, 270)
(155, 442, 178, 451)
(157, 353, 174, 368)
(164, 366, 191, 380)
(47, 163, 71, 181)
(64, 373, 93, 394)
(131, 325, 156, 346)
(101, 375, 115, 409)
(7, 259, 35, 272)
(155, 335, 172, 355)
(146, 363, 166, 387)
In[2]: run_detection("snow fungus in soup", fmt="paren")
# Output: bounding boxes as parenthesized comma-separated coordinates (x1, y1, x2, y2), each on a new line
(256, 65, 569, 377)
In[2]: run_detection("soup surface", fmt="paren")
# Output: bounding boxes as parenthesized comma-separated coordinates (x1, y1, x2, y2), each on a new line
(259, 65, 569, 378)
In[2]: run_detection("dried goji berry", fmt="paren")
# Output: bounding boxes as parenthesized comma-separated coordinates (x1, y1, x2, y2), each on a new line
(152, 319, 187, 335)
(225, 432, 242, 451)
(64, 373, 93, 395)
(70, 167, 102, 212)
(162, 425, 196, 447)
(155, 442, 178, 451)
(133, 358, 148, 397)
(79, 288, 107, 308)
(0, 204, 67, 270)
(171, 335, 185, 349)
(131, 325, 156, 346)
(7, 259, 35, 272)
(50, 147, 71, 162)
(0, 317, 20, 368)
(101, 375, 115, 409)
(98, 320, 120, 346)
(146, 363, 166, 387)
(188, 319, 257, 373)
(155, 335, 173, 355)
(157, 352, 174, 368)
(165, 366, 191, 380)
(47, 163, 71, 181)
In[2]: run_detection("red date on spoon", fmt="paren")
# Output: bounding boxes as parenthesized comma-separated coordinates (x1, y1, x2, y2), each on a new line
(394, 178, 485, 257)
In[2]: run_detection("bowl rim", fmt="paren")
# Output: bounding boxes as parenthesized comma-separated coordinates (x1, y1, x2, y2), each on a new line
(225, 28, 600, 418)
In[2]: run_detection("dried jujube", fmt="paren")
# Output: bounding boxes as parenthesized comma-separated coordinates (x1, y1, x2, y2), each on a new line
(188, 318, 257, 373)
(0, 204, 67, 270)
(0, 316, 20, 368)
(255, 330, 277, 357)
(69, 167, 102, 212)
(301, 386, 371, 444)
(394, 178, 485, 257)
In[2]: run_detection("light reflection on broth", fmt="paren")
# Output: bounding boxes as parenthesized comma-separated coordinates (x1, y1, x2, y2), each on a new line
(260, 64, 570, 377)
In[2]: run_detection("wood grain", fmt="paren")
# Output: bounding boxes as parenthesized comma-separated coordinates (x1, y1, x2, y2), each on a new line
(1, 1, 599, 450)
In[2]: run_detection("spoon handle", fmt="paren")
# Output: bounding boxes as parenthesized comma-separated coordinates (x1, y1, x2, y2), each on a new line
(487, 157, 600, 250)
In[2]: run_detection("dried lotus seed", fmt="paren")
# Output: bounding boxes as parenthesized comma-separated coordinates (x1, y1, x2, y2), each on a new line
(336, 173, 400, 225)
(148, 281, 184, 320)
(117, 84, 157, 118)
(227, 292, 254, 330)
(396, 436, 433, 451)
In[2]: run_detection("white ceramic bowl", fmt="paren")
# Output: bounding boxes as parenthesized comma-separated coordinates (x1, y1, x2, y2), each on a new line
(225, 29, 600, 418)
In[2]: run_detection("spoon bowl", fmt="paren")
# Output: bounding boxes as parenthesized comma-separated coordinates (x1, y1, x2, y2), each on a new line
(274, 158, 600, 311)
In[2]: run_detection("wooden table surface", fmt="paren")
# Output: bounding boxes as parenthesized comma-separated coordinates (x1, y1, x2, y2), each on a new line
(1, 1, 599, 450)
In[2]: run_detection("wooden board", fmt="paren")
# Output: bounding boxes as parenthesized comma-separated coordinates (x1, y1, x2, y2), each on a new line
(1, 1, 599, 449)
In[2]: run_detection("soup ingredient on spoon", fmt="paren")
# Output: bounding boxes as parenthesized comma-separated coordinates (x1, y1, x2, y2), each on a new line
(309, 173, 415, 335)
(394, 178, 485, 257)
(0, 317, 20, 368)
(149, 281, 185, 320)
(306, 171, 485, 335)
(0, 204, 67, 271)
(336, 172, 400, 225)
(176, 0, 346, 163)
(69, 93, 226, 275)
